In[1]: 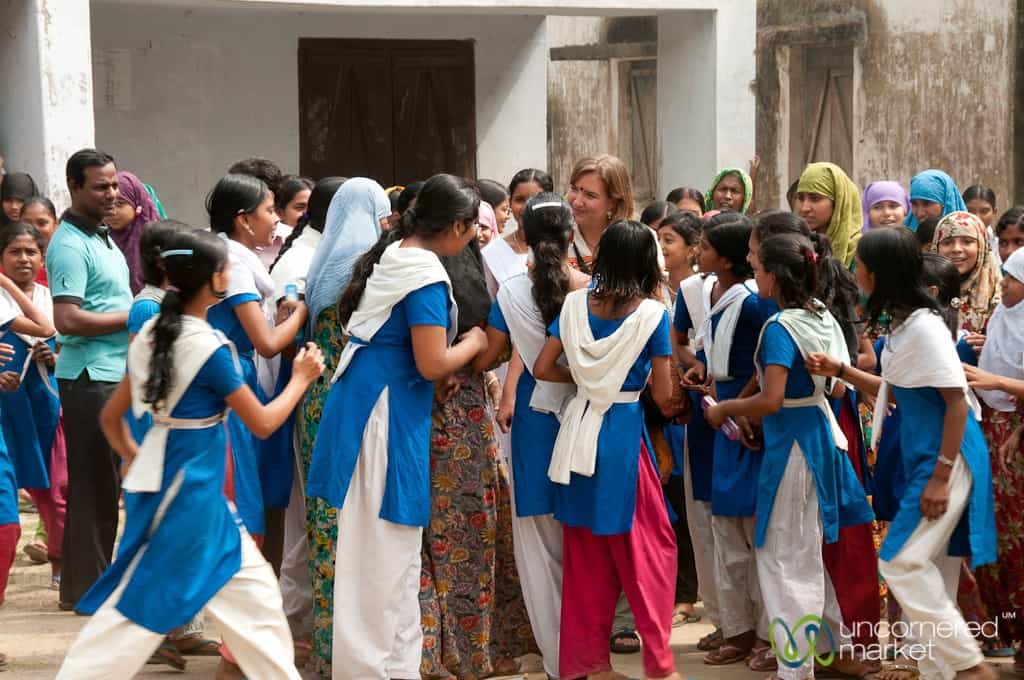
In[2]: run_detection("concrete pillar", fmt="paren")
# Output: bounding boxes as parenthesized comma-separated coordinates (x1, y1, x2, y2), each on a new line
(657, 2, 756, 198)
(0, 0, 94, 209)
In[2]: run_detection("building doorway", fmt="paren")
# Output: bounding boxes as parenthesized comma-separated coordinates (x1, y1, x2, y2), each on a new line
(298, 38, 477, 185)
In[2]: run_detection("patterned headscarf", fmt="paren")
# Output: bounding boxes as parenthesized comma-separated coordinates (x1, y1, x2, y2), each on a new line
(113, 171, 160, 294)
(705, 168, 753, 213)
(932, 210, 1002, 333)
(796, 162, 863, 267)
(905, 170, 965, 232)
(861, 180, 909, 232)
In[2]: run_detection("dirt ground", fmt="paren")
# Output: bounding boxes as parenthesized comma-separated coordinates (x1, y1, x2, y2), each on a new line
(0, 508, 1017, 679)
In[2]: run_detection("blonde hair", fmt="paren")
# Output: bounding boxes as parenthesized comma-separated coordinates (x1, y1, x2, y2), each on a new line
(568, 154, 635, 222)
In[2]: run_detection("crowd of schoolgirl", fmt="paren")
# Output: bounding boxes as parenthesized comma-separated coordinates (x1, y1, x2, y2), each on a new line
(0, 147, 1022, 680)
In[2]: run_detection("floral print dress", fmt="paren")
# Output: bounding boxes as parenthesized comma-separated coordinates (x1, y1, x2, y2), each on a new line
(419, 369, 537, 679)
(296, 306, 346, 678)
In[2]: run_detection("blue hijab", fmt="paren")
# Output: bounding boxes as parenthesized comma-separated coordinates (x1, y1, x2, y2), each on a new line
(304, 178, 390, 329)
(904, 169, 965, 231)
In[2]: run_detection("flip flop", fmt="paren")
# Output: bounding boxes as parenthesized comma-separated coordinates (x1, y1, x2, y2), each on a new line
(697, 627, 724, 652)
(672, 610, 701, 627)
(147, 641, 186, 671)
(609, 630, 641, 655)
(748, 645, 778, 672)
(703, 642, 752, 665)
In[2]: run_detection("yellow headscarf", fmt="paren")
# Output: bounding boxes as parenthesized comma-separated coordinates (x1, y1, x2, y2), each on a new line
(796, 162, 863, 267)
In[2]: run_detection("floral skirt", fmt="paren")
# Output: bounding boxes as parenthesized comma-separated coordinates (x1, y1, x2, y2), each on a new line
(975, 408, 1024, 644)
(419, 370, 537, 679)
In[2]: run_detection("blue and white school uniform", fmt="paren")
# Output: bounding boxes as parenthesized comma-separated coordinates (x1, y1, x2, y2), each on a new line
(672, 274, 720, 626)
(125, 285, 164, 442)
(488, 272, 573, 678)
(58, 316, 299, 680)
(307, 241, 455, 680)
(0, 284, 58, 493)
(207, 237, 278, 535)
(0, 295, 20, 547)
(874, 309, 996, 680)
(697, 280, 766, 639)
(753, 309, 874, 680)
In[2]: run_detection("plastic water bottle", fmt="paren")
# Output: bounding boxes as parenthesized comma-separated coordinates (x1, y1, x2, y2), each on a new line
(284, 282, 299, 302)
(701, 395, 741, 441)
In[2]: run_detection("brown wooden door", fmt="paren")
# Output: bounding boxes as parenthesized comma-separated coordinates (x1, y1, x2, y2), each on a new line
(789, 45, 854, 178)
(298, 39, 476, 186)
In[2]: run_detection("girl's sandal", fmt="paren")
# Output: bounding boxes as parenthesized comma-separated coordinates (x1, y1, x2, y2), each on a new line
(874, 664, 920, 680)
(697, 628, 724, 652)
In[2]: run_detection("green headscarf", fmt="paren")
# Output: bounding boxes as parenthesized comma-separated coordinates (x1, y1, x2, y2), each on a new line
(796, 162, 862, 267)
(705, 168, 753, 213)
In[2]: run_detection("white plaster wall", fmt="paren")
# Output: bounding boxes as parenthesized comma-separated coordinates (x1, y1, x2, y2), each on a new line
(1, 0, 94, 208)
(89, 1, 547, 226)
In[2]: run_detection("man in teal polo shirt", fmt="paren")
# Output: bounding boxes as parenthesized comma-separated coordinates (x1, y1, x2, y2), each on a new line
(47, 148, 131, 608)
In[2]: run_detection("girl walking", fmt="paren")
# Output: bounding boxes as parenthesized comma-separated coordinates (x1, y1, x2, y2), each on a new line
(807, 227, 998, 680)
(57, 228, 325, 679)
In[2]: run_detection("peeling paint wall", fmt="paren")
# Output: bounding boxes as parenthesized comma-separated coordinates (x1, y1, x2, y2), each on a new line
(756, 0, 1016, 211)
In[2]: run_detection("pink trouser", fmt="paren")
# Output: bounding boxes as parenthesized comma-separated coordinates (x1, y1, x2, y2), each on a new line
(559, 442, 678, 680)
(27, 416, 68, 560)
(0, 523, 21, 603)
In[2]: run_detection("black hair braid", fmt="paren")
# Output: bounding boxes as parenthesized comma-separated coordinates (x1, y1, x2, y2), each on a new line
(143, 290, 184, 411)
(337, 227, 404, 326)
(532, 239, 571, 327)
(270, 222, 305, 273)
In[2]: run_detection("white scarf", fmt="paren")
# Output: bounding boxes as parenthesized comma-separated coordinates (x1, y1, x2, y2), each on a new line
(679, 274, 713, 350)
(482, 237, 528, 292)
(756, 304, 849, 450)
(977, 302, 1024, 411)
(331, 240, 457, 383)
(872, 309, 982, 449)
(222, 234, 275, 301)
(271, 226, 322, 300)
(7, 283, 54, 347)
(124, 316, 233, 493)
(497, 273, 576, 416)
(547, 289, 664, 484)
(699, 280, 756, 380)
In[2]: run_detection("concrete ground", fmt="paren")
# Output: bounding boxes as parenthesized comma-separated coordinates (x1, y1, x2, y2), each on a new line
(1, 509, 1018, 679)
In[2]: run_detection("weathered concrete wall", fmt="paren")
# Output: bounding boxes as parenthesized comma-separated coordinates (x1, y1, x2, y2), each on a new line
(756, 0, 1015, 211)
(547, 17, 614, 194)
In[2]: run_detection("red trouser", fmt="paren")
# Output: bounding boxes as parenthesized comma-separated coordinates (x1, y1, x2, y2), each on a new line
(559, 442, 678, 679)
(0, 523, 21, 604)
(27, 415, 68, 560)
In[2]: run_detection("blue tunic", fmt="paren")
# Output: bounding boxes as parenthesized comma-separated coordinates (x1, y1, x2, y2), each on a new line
(126, 297, 161, 442)
(208, 292, 268, 534)
(672, 294, 714, 501)
(0, 333, 58, 490)
(753, 321, 874, 548)
(879, 385, 997, 566)
(870, 337, 905, 522)
(77, 345, 246, 632)
(0, 317, 18, 526)
(308, 282, 450, 527)
(487, 301, 560, 517)
(709, 293, 764, 517)
(548, 305, 672, 535)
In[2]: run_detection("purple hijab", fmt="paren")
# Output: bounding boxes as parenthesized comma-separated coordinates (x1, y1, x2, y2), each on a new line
(112, 171, 160, 293)
(861, 180, 909, 232)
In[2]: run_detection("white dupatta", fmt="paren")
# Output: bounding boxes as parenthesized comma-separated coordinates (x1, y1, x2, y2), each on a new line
(332, 240, 457, 383)
(872, 309, 982, 449)
(125, 316, 234, 493)
(756, 304, 849, 449)
(698, 280, 757, 380)
(497, 273, 575, 416)
(547, 290, 664, 484)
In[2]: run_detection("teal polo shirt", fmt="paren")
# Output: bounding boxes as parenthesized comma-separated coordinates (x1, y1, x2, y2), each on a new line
(46, 213, 132, 382)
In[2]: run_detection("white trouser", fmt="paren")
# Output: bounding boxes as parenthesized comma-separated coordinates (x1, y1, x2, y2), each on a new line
(879, 456, 983, 680)
(506, 456, 563, 678)
(332, 390, 423, 680)
(757, 445, 849, 680)
(711, 513, 767, 639)
(684, 450, 719, 627)
(56, 533, 300, 680)
(279, 434, 313, 639)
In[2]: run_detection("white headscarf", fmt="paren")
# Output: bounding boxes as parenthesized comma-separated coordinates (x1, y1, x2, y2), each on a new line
(977, 248, 1024, 411)
(304, 178, 390, 328)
